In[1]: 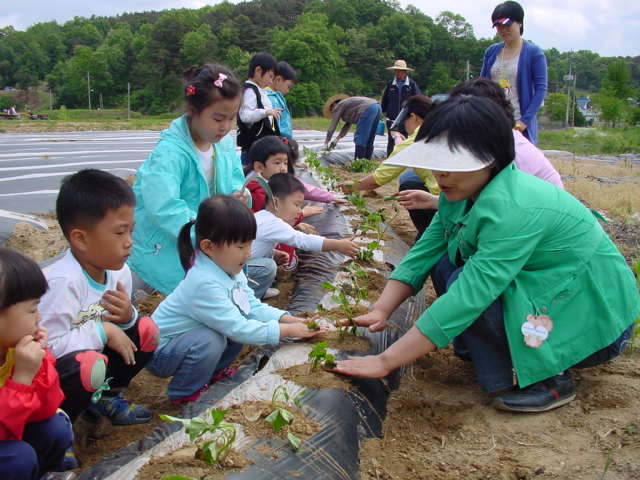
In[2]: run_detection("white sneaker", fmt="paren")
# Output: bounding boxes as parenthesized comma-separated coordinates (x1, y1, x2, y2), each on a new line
(263, 288, 280, 299)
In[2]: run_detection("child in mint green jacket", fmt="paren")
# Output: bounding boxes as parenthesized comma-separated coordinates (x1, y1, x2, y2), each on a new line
(266, 61, 296, 140)
(129, 64, 249, 294)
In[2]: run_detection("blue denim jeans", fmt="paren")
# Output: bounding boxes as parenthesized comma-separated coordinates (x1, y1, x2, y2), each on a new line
(246, 257, 277, 300)
(147, 327, 242, 400)
(431, 254, 633, 392)
(0, 411, 73, 480)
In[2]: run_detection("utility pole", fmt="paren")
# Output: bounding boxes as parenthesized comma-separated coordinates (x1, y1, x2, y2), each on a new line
(127, 82, 131, 120)
(564, 64, 572, 127)
(49, 88, 52, 110)
(571, 72, 577, 127)
(99, 93, 103, 110)
(87, 72, 91, 110)
(466, 60, 470, 81)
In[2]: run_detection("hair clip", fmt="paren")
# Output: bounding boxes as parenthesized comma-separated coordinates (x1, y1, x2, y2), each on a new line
(185, 85, 196, 96)
(214, 73, 227, 88)
(280, 137, 289, 145)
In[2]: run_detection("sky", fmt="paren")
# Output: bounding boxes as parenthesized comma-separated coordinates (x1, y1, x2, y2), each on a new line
(1, 0, 638, 58)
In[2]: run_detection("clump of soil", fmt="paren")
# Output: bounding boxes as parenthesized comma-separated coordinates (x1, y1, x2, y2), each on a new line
(276, 363, 354, 391)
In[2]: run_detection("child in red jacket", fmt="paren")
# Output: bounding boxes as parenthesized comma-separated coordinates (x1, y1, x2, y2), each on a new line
(0, 248, 76, 480)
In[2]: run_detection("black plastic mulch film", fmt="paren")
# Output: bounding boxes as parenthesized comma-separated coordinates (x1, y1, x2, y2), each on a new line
(79, 150, 424, 480)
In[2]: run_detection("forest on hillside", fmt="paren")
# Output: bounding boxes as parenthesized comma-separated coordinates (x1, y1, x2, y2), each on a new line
(1, 0, 638, 115)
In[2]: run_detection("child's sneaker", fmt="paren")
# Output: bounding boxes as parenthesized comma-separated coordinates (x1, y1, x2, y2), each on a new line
(170, 384, 209, 405)
(263, 288, 280, 299)
(40, 473, 77, 480)
(209, 366, 237, 385)
(61, 447, 79, 470)
(85, 392, 152, 425)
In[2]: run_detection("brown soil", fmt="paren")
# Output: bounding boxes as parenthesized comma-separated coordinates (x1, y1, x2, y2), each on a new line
(135, 400, 320, 480)
(136, 291, 165, 316)
(315, 329, 372, 353)
(136, 449, 249, 480)
(359, 347, 640, 480)
(264, 268, 296, 310)
(4, 216, 67, 262)
(276, 363, 354, 391)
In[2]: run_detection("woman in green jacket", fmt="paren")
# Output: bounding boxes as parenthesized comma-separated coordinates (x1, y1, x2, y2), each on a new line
(334, 96, 639, 413)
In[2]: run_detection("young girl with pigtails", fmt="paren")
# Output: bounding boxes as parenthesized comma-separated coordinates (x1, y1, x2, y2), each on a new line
(147, 195, 325, 404)
(129, 64, 260, 296)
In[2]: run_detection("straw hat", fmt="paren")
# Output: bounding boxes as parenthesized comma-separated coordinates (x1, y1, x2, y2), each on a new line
(386, 59, 414, 71)
(323, 93, 349, 119)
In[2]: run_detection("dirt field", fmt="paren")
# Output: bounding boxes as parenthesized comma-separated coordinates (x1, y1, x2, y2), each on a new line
(3, 151, 639, 479)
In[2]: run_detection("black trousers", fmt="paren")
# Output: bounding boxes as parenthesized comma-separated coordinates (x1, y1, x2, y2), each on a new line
(398, 178, 437, 241)
(55, 316, 158, 421)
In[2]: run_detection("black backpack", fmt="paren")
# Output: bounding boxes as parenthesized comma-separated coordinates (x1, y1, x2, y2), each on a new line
(236, 82, 280, 149)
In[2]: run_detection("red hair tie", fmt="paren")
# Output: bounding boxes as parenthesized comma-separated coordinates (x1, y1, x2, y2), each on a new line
(185, 85, 196, 96)
(280, 137, 289, 145)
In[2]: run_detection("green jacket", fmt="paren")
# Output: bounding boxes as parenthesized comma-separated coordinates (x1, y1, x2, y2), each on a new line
(129, 115, 246, 294)
(391, 163, 639, 387)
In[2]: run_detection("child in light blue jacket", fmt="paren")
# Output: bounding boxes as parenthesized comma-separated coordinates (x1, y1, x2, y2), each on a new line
(147, 195, 324, 404)
(129, 64, 249, 294)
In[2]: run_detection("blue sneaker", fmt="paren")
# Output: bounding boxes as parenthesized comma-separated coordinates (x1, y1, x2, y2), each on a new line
(85, 392, 152, 425)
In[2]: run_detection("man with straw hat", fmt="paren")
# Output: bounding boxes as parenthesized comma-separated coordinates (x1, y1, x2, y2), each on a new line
(381, 59, 422, 156)
(323, 95, 381, 160)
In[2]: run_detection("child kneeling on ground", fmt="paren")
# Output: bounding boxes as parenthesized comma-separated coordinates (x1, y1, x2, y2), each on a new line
(39, 169, 159, 425)
(250, 173, 358, 274)
(147, 195, 325, 404)
(0, 248, 77, 480)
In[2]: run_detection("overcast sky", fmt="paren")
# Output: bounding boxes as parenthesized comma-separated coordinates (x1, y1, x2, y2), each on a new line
(1, 0, 638, 57)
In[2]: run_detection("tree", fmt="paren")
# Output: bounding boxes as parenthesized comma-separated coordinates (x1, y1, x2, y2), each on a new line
(592, 95, 626, 126)
(427, 62, 455, 94)
(601, 59, 635, 99)
(436, 11, 474, 39)
(544, 92, 567, 121)
(180, 24, 218, 66)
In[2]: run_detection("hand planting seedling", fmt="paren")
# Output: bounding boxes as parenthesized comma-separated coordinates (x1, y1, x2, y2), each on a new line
(306, 319, 321, 331)
(265, 386, 307, 452)
(383, 195, 397, 201)
(308, 341, 337, 371)
(160, 409, 236, 466)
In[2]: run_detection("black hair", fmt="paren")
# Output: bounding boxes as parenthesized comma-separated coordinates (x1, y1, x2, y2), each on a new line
(404, 95, 434, 120)
(248, 52, 277, 79)
(0, 248, 48, 311)
(177, 195, 256, 272)
(247, 135, 292, 172)
(276, 61, 297, 82)
(449, 78, 515, 127)
(183, 63, 242, 114)
(268, 173, 305, 200)
(56, 169, 135, 238)
(286, 138, 299, 173)
(415, 95, 515, 173)
(492, 1, 524, 35)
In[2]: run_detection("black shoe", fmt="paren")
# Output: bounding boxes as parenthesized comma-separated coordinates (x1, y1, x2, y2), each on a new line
(493, 374, 576, 413)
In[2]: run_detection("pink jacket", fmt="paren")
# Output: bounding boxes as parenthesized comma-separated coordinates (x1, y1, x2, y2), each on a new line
(302, 180, 335, 203)
(513, 130, 564, 189)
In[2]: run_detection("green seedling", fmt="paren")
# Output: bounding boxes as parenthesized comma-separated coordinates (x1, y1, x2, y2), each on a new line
(160, 409, 236, 466)
(162, 476, 197, 480)
(321, 266, 368, 337)
(346, 192, 368, 214)
(264, 386, 306, 452)
(303, 147, 321, 171)
(308, 341, 337, 371)
(383, 195, 397, 201)
(306, 319, 320, 331)
(346, 157, 378, 173)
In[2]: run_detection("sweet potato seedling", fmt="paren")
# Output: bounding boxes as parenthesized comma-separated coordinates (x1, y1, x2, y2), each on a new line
(265, 386, 307, 452)
(308, 341, 337, 371)
(160, 409, 236, 466)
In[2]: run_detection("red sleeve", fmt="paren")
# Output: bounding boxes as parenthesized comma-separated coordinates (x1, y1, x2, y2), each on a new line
(0, 351, 64, 441)
(294, 212, 304, 226)
(247, 180, 266, 212)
